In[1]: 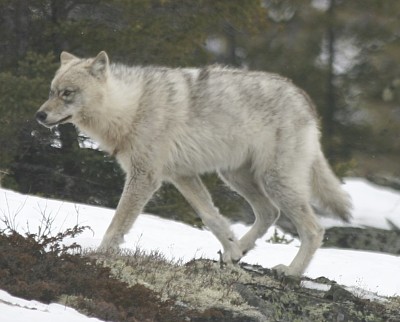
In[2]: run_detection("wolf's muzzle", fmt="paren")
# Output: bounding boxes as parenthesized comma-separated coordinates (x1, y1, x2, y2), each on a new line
(36, 112, 72, 127)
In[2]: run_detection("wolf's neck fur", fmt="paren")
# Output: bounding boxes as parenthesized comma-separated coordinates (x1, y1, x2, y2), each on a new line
(77, 67, 143, 155)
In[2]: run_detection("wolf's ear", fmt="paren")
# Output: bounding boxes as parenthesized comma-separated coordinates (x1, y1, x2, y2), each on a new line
(60, 51, 78, 65)
(89, 51, 109, 78)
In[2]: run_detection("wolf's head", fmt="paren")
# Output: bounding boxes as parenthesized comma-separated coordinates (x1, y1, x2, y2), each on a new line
(36, 51, 109, 128)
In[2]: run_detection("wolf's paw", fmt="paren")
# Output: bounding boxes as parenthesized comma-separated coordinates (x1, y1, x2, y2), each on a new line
(220, 243, 243, 264)
(98, 235, 123, 252)
(221, 251, 241, 264)
(272, 264, 302, 277)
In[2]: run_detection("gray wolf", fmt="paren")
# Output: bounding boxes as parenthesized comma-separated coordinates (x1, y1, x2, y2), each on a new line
(36, 51, 352, 276)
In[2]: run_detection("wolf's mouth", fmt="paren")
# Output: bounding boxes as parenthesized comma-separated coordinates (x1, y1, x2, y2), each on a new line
(46, 115, 72, 127)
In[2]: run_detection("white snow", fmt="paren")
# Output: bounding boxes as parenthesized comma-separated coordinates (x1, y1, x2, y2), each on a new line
(300, 280, 331, 292)
(0, 290, 102, 322)
(0, 177, 400, 321)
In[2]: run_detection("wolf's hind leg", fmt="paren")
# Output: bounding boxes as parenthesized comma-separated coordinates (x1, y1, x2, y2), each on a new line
(172, 175, 242, 263)
(219, 167, 280, 255)
(263, 179, 324, 276)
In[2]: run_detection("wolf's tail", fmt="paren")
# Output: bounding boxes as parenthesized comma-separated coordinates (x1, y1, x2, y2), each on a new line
(311, 151, 352, 222)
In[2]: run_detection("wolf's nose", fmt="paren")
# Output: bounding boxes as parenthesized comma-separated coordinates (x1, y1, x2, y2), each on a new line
(36, 111, 47, 122)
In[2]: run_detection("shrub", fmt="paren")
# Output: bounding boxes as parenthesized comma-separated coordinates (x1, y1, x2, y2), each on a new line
(0, 223, 188, 321)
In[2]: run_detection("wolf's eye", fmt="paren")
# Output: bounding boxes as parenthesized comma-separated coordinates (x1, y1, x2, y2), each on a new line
(63, 90, 73, 97)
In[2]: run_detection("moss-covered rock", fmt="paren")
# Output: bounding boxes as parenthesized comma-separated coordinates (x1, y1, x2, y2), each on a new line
(323, 227, 400, 255)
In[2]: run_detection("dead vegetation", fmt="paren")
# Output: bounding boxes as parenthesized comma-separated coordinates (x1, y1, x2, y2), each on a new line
(0, 221, 399, 322)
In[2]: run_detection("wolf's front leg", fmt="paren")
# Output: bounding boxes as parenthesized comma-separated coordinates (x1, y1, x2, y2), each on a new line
(99, 167, 161, 251)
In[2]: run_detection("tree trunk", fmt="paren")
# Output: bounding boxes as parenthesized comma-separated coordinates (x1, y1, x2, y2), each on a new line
(324, 0, 336, 157)
(49, 0, 82, 177)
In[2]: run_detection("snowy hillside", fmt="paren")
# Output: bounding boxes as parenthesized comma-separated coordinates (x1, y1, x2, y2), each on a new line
(1, 177, 400, 321)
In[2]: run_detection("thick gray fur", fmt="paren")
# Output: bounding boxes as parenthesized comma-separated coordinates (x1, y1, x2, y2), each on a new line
(36, 51, 352, 276)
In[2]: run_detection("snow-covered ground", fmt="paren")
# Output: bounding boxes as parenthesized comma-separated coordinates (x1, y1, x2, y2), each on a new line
(0, 290, 102, 322)
(1, 177, 400, 321)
